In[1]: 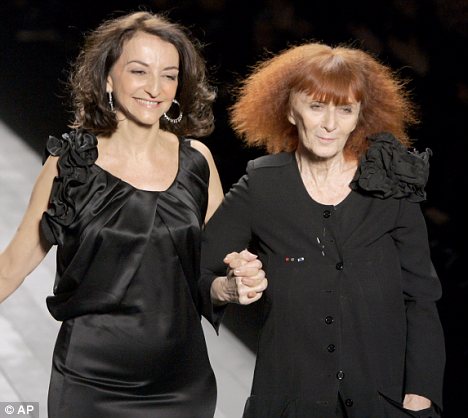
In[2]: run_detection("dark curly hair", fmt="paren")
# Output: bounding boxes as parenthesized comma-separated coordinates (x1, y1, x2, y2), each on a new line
(68, 11, 216, 138)
(230, 42, 418, 159)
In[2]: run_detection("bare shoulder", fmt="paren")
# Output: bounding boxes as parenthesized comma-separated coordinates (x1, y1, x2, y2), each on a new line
(190, 139, 211, 155)
(189, 139, 223, 221)
(28, 155, 59, 209)
(41, 155, 59, 179)
(189, 139, 213, 159)
(43, 154, 59, 169)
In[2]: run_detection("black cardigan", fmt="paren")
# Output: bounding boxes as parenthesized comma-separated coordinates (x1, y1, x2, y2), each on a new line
(200, 134, 445, 418)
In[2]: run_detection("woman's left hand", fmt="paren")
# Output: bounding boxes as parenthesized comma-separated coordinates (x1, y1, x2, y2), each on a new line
(403, 394, 432, 411)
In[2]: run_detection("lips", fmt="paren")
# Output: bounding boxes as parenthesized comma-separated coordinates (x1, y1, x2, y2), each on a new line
(135, 98, 162, 107)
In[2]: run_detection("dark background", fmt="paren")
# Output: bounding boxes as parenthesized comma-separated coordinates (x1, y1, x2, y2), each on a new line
(0, 1, 466, 416)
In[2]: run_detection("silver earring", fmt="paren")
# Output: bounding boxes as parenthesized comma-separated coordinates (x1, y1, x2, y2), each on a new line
(163, 99, 183, 124)
(107, 92, 114, 112)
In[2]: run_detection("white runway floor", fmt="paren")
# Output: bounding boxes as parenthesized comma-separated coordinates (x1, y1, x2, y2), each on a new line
(0, 120, 255, 418)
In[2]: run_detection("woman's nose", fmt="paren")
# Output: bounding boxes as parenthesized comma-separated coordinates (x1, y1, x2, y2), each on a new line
(145, 75, 160, 97)
(321, 108, 337, 131)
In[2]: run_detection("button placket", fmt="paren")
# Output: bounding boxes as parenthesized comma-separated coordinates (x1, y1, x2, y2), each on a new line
(318, 206, 335, 257)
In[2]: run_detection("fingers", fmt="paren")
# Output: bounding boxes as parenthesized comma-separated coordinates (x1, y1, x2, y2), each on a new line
(221, 274, 268, 305)
(234, 263, 263, 278)
(223, 249, 258, 265)
(241, 271, 266, 287)
(222, 250, 267, 305)
(236, 276, 268, 305)
(224, 254, 262, 274)
(239, 249, 258, 261)
(239, 266, 266, 286)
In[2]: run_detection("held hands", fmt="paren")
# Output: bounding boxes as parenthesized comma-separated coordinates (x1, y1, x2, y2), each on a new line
(211, 249, 268, 305)
(403, 394, 432, 411)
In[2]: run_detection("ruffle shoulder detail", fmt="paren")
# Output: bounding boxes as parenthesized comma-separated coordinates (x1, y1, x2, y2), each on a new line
(41, 130, 98, 244)
(350, 132, 431, 203)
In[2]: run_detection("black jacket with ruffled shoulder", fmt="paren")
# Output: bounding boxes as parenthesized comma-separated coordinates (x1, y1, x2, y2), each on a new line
(350, 132, 431, 203)
(200, 132, 445, 418)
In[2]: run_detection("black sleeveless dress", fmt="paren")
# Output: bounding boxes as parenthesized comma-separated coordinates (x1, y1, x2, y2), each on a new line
(40, 130, 216, 418)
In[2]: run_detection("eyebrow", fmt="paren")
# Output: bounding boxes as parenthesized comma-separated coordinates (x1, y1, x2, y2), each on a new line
(126, 60, 179, 71)
(307, 99, 359, 107)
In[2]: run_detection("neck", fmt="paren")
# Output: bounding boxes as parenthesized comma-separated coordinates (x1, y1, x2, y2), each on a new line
(107, 121, 168, 158)
(295, 148, 355, 186)
(295, 147, 358, 206)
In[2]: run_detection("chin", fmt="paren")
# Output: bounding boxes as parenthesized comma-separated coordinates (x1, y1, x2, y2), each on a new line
(119, 108, 162, 127)
(314, 149, 344, 161)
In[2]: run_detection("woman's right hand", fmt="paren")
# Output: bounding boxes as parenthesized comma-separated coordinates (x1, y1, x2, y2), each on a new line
(210, 249, 268, 305)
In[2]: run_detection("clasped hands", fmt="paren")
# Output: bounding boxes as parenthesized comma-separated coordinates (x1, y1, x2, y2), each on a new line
(211, 249, 268, 305)
(403, 394, 432, 412)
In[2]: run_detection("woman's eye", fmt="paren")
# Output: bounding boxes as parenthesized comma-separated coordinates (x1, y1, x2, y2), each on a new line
(310, 103, 323, 110)
(164, 74, 178, 81)
(130, 70, 146, 75)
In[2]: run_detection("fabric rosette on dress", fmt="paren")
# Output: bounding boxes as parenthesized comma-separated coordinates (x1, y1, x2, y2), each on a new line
(40, 130, 217, 417)
(41, 130, 98, 245)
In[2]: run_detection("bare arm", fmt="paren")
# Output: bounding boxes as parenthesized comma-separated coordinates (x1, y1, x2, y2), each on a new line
(0, 156, 58, 302)
(190, 140, 224, 223)
(190, 143, 267, 307)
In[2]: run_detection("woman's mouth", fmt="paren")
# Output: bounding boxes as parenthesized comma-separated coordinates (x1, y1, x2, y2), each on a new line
(135, 98, 162, 107)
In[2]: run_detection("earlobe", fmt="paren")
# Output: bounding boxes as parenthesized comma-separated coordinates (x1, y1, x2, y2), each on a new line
(106, 76, 113, 93)
(287, 110, 296, 125)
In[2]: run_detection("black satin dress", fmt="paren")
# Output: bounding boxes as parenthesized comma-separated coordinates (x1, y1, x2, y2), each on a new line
(40, 130, 216, 418)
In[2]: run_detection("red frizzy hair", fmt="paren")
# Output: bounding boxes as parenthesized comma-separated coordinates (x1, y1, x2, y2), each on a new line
(230, 43, 418, 158)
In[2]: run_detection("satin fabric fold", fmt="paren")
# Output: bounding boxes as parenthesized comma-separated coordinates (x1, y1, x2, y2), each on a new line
(40, 131, 216, 417)
(41, 133, 210, 321)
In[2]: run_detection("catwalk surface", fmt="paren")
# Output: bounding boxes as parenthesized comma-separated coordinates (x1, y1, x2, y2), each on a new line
(0, 120, 255, 418)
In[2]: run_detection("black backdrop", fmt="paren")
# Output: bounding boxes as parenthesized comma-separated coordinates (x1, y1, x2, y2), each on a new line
(0, 1, 466, 416)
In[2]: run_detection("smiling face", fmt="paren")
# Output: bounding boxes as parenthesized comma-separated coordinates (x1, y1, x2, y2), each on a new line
(288, 91, 361, 160)
(106, 31, 180, 128)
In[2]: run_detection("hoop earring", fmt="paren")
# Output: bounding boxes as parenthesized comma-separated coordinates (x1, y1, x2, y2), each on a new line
(163, 99, 183, 124)
(107, 92, 114, 112)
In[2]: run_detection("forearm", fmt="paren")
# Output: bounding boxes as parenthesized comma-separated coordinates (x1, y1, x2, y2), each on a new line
(0, 276, 23, 303)
(0, 253, 25, 303)
(0, 234, 50, 303)
(1, 157, 56, 303)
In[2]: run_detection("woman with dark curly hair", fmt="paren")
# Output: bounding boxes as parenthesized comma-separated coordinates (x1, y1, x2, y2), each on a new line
(0, 11, 266, 418)
(201, 42, 445, 417)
